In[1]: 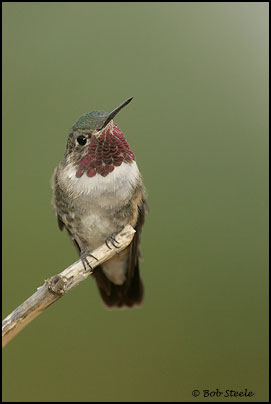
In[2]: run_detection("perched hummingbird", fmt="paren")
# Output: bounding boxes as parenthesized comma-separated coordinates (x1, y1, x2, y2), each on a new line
(51, 98, 147, 308)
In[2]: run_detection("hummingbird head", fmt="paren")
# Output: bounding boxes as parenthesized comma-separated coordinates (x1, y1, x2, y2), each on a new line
(65, 98, 135, 178)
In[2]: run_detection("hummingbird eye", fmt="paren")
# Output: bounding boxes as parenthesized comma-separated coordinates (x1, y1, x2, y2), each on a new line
(77, 135, 87, 146)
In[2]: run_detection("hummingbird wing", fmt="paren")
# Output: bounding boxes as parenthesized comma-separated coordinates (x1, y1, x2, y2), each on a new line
(122, 198, 147, 306)
(57, 214, 82, 256)
(52, 169, 82, 256)
(127, 199, 147, 283)
(57, 214, 65, 231)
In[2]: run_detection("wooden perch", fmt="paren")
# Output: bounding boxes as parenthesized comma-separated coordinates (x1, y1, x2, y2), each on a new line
(2, 225, 136, 349)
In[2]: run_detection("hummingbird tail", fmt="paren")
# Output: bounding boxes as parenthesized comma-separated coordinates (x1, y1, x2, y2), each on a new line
(92, 261, 144, 308)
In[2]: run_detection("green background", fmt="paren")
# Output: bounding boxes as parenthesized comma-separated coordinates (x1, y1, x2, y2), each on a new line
(2, 2, 268, 402)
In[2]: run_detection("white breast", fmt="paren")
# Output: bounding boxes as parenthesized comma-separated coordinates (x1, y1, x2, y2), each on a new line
(58, 161, 140, 209)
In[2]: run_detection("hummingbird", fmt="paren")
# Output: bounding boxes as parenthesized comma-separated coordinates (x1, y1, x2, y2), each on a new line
(51, 97, 147, 308)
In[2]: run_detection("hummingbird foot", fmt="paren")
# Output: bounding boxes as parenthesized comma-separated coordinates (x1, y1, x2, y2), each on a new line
(80, 251, 98, 272)
(105, 234, 120, 250)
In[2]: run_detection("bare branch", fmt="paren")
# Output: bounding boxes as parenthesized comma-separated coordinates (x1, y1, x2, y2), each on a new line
(2, 225, 136, 348)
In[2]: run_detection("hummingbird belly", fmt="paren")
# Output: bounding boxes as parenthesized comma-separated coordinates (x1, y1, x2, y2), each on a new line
(68, 194, 131, 285)
(74, 204, 122, 250)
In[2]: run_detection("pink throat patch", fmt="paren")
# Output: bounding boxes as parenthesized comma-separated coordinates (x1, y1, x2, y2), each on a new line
(76, 124, 134, 178)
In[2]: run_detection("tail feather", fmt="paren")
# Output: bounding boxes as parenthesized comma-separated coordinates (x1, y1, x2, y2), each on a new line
(92, 262, 144, 308)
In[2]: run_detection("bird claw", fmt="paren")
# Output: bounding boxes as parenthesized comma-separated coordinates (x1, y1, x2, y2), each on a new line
(105, 234, 120, 250)
(80, 251, 98, 272)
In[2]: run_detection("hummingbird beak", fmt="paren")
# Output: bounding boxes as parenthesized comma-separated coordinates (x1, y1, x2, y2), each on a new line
(98, 97, 133, 130)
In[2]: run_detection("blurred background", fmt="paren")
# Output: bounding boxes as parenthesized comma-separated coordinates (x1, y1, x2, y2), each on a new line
(2, 3, 268, 402)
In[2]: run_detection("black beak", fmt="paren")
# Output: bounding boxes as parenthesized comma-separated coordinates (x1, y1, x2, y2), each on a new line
(99, 97, 133, 130)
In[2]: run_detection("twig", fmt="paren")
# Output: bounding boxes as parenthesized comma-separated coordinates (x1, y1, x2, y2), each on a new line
(2, 225, 136, 348)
